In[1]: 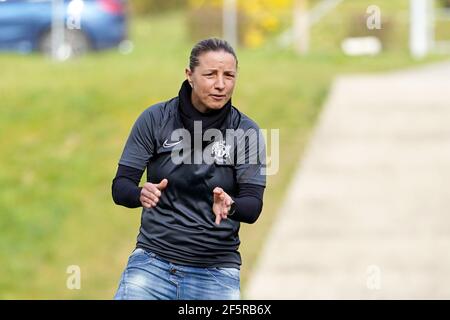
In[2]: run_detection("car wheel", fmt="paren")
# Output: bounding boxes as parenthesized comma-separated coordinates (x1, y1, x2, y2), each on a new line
(39, 29, 91, 59)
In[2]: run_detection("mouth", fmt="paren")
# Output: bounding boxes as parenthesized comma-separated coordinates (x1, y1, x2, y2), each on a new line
(210, 94, 226, 101)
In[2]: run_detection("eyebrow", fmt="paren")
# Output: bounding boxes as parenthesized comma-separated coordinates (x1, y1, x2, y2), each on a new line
(203, 69, 236, 73)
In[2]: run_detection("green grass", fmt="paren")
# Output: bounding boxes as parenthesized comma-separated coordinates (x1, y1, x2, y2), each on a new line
(0, 6, 447, 299)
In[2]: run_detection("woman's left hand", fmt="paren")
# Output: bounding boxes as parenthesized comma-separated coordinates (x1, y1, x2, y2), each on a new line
(212, 187, 233, 225)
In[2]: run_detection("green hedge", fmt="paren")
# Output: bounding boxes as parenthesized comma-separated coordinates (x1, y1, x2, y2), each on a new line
(129, 0, 186, 15)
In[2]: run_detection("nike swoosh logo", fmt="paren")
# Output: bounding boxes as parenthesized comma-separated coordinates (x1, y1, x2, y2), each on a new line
(163, 139, 183, 148)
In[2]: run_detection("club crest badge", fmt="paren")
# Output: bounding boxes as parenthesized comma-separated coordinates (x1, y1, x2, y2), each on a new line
(211, 140, 231, 164)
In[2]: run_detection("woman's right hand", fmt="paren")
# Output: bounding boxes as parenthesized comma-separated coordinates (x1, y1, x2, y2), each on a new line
(140, 179, 168, 208)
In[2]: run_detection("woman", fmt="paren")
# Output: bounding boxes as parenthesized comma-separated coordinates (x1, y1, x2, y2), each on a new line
(112, 38, 266, 300)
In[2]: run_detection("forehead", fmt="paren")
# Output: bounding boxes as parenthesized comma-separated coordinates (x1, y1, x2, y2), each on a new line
(196, 50, 236, 71)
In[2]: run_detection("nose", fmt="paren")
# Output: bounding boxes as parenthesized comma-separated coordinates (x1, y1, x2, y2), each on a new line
(214, 75, 225, 90)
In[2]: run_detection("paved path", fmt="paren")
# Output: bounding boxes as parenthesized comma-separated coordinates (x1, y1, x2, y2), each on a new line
(245, 61, 450, 299)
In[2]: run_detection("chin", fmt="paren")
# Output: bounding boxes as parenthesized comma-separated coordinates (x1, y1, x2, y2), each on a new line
(205, 102, 226, 110)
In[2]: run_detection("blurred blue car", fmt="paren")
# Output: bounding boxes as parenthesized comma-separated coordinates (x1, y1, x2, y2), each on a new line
(0, 0, 128, 57)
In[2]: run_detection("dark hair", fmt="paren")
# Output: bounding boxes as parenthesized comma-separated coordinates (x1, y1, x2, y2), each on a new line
(189, 38, 238, 71)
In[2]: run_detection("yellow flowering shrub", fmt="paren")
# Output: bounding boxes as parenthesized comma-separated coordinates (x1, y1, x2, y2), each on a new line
(187, 0, 294, 47)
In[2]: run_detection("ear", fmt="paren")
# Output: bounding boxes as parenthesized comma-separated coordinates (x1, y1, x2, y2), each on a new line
(185, 68, 193, 87)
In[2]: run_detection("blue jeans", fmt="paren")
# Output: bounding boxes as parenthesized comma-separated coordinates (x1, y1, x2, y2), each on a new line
(114, 248, 240, 300)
